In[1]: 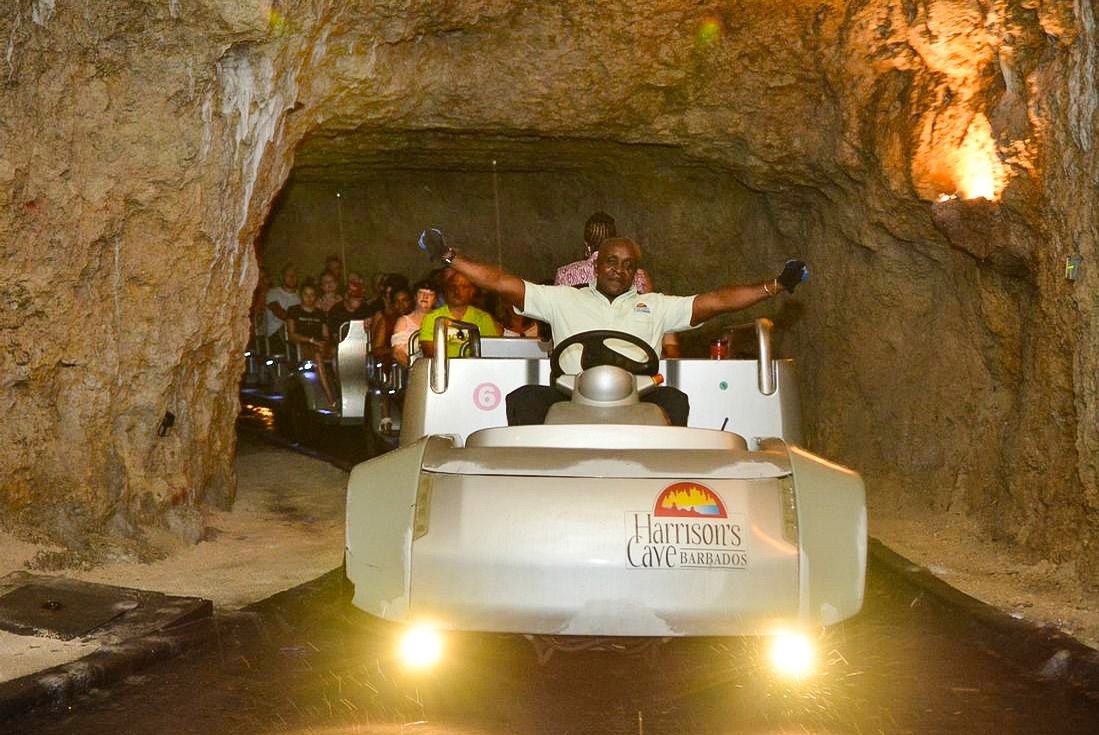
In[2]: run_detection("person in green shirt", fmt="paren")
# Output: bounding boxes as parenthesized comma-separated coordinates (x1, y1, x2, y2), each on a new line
(419, 270, 499, 357)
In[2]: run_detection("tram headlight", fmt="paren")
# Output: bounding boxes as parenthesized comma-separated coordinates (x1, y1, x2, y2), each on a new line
(398, 623, 444, 670)
(768, 630, 815, 679)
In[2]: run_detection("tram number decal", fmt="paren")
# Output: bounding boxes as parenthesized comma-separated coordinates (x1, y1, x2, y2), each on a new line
(473, 382, 502, 411)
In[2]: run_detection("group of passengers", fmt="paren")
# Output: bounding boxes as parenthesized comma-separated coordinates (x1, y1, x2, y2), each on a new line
(251, 210, 746, 410)
(250, 247, 549, 408)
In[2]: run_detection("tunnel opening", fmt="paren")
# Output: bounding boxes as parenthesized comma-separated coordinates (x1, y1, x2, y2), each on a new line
(254, 130, 793, 357)
(244, 119, 1058, 570)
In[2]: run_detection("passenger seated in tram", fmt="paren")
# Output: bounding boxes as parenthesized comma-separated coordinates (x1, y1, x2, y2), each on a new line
(320, 254, 344, 290)
(488, 293, 541, 338)
(264, 264, 301, 354)
(557, 211, 680, 357)
(417, 233, 807, 426)
(286, 284, 338, 408)
(370, 276, 413, 365)
(554, 211, 652, 292)
(419, 270, 499, 358)
(347, 271, 368, 304)
(366, 272, 389, 315)
(391, 280, 438, 366)
(326, 280, 374, 342)
(317, 271, 343, 313)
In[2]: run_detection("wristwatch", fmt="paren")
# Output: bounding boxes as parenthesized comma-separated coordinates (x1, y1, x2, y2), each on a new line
(442, 247, 457, 265)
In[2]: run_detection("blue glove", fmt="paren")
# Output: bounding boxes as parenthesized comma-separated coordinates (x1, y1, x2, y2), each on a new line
(777, 259, 809, 293)
(418, 227, 449, 263)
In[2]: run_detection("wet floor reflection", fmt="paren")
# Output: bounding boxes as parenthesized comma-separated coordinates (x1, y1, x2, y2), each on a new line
(237, 400, 373, 468)
(238, 403, 276, 432)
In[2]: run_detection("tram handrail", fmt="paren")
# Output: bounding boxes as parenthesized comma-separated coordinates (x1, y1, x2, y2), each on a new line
(725, 318, 776, 396)
(430, 318, 483, 394)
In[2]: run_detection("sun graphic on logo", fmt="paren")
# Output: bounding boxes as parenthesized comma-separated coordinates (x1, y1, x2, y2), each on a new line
(654, 483, 727, 518)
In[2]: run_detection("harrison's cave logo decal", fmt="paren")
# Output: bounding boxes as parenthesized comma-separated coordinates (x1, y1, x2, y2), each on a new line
(625, 482, 748, 570)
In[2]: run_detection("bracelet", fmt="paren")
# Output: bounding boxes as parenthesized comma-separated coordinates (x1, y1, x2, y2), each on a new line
(762, 279, 775, 296)
(442, 247, 456, 265)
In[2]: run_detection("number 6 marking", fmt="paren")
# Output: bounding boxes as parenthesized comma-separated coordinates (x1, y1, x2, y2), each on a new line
(473, 382, 501, 411)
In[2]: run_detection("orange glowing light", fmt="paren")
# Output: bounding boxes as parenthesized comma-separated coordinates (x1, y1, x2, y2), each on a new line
(697, 16, 722, 47)
(953, 114, 1005, 201)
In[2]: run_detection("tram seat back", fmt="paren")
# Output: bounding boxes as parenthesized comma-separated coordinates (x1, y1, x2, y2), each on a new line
(337, 320, 370, 419)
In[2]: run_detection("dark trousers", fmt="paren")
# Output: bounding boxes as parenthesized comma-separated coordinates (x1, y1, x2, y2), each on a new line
(506, 385, 690, 427)
(263, 332, 288, 355)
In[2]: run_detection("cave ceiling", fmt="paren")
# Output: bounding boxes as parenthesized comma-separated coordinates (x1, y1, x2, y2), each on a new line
(290, 129, 734, 182)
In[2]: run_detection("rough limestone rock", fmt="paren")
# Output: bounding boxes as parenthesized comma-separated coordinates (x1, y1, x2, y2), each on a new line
(0, 1, 1095, 582)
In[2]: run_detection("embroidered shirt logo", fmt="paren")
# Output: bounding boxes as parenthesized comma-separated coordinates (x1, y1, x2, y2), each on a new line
(634, 302, 651, 314)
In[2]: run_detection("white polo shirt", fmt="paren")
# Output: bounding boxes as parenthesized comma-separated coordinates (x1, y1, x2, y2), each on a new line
(519, 281, 697, 374)
(264, 286, 301, 337)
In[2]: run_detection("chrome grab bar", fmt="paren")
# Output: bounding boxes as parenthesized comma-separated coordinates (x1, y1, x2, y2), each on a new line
(725, 317, 776, 396)
(430, 317, 483, 394)
(336, 320, 371, 418)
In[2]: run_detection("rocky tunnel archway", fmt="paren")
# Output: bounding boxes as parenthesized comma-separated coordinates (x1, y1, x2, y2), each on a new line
(1, 1, 1095, 581)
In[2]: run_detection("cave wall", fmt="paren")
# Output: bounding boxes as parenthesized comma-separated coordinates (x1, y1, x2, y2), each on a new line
(1, 1, 1095, 580)
(260, 163, 782, 303)
(0, 0, 324, 550)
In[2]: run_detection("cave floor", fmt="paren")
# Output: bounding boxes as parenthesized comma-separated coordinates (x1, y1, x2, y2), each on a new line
(0, 433, 347, 682)
(10, 551, 1099, 734)
(870, 499, 1099, 650)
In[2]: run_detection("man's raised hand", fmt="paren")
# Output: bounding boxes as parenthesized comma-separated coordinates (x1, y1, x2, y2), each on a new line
(777, 259, 809, 293)
(418, 227, 449, 263)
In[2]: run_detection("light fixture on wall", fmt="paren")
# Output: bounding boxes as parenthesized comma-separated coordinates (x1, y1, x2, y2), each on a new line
(933, 113, 1007, 203)
(925, 111, 1017, 259)
(954, 114, 1005, 200)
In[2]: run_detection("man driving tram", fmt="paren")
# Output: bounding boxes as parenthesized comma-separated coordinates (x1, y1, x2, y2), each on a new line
(418, 231, 808, 426)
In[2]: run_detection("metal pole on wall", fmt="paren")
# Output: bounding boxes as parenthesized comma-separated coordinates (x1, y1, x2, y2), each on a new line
(336, 189, 347, 289)
(492, 159, 502, 268)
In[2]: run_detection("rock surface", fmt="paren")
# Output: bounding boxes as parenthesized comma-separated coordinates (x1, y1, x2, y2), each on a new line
(0, 1, 1095, 583)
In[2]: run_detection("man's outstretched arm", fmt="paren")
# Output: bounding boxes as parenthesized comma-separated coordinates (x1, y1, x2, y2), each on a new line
(447, 252, 527, 310)
(690, 260, 808, 325)
(418, 228, 527, 307)
(691, 282, 775, 325)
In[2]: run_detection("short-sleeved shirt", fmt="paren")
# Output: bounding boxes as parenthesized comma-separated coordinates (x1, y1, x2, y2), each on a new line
(519, 282, 696, 374)
(419, 305, 500, 357)
(390, 312, 424, 347)
(286, 305, 327, 341)
(554, 252, 652, 293)
(264, 286, 301, 337)
(327, 299, 375, 339)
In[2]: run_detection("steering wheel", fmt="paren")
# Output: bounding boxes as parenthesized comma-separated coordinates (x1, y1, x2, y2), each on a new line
(550, 330, 660, 379)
